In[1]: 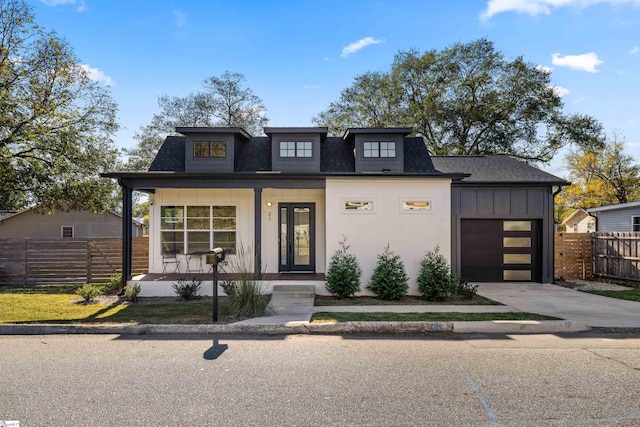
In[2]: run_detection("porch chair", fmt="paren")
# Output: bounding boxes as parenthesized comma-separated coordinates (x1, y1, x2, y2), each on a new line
(162, 252, 181, 274)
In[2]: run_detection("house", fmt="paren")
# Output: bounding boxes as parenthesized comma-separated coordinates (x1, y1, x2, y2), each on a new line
(0, 207, 145, 238)
(587, 201, 640, 232)
(560, 209, 595, 233)
(104, 127, 567, 296)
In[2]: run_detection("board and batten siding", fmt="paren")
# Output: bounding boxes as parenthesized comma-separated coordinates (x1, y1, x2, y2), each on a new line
(591, 207, 640, 232)
(450, 186, 556, 283)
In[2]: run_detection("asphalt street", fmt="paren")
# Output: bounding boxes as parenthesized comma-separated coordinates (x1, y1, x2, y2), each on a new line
(1, 332, 639, 426)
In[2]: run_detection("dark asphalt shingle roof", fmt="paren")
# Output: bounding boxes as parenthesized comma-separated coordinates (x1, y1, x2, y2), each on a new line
(431, 155, 568, 184)
(148, 135, 565, 184)
(149, 136, 186, 172)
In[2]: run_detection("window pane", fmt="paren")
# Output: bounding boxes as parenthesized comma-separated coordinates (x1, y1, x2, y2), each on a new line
(214, 231, 236, 254)
(503, 237, 531, 247)
(363, 142, 378, 158)
(193, 141, 209, 157)
(211, 141, 226, 157)
(280, 141, 296, 157)
(213, 206, 235, 217)
(187, 206, 209, 217)
(504, 221, 531, 231)
(345, 201, 373, 210)
(161, 206, 183, 229)
(380, 142, 395, 157)
(503, 270, 531, 280)
(403, 201, 431, 211)
(187, 218, 209, 230)
(212, 218, 236, 230)
(504, 254, 531, 264)
(162, 231, 184, 254)
(187, 231, 210, 253)
(297, 141, 312, 157)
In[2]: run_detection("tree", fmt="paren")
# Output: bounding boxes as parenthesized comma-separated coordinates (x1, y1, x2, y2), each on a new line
(313, 38, 604, 163)
(0, 0, 120, 212)
(123, 71, 268, 171)
(555, 134, 640, 221)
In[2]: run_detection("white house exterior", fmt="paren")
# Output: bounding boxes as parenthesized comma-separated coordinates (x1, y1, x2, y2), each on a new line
(104, 126, 566, 296)
(561, 209, 596, 233)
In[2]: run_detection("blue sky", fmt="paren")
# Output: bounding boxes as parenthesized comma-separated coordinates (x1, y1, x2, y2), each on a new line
(32, 0, 640, 177)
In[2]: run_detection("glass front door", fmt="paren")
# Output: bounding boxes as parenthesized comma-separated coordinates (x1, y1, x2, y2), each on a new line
(279, 203, 315, 272)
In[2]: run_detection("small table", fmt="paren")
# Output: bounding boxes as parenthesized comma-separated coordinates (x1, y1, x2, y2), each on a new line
(186, 251, 208, 273)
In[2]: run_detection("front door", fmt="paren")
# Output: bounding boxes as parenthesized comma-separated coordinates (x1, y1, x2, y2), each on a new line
(279, 203, 315, 272)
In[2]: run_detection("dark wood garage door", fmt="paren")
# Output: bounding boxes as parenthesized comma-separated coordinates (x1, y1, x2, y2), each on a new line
(460, 219, 541, 282)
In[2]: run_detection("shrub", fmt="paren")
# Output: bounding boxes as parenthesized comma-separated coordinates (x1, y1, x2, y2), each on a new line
(219, 242, 268, 318)
(367, 244, 408, 300)
(417, 246, 458, 301)
(76, 284, 103, 304)
(172, 278, 202, 300)
(103, 274, 122, 294)
(325, 236, 362, 298)
(123, 283, 141, 302)
(457, 281, 478, 299)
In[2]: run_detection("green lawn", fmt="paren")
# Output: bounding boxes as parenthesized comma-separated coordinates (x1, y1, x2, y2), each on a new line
(311, 312, 561, 323)
(583, 289, 640, 302)
(0, 285, 231, 324)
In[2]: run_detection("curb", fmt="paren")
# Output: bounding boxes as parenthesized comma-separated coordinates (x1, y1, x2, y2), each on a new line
(0, 320, 591, 335)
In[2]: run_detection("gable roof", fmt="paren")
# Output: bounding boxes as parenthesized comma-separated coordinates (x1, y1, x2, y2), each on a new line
(431, 155, 568, 185)
(561, 209, 590, 225)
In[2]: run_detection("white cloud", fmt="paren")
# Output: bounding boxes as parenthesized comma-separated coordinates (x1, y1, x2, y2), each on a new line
(551, 52, 603, 72)
(630, 46, 640, 54)
(551, 85, 570, 97)
(80, 64, 114, 86)
(40, 0, 86, 12)
(341, 37, 382, 58)
(172, 9, 187, 27)
(536, 65, 554, 73)
(481, 0, 640, 20)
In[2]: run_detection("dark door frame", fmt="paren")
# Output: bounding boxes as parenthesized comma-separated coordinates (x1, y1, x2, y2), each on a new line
(278, 203, 316, 273)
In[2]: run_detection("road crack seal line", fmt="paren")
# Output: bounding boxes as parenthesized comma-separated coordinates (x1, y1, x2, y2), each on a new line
(584, 348, 640, 372)
(456, 360, 499, 425)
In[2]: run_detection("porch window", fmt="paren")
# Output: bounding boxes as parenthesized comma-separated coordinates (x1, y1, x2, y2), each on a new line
(161, 205, 236, 255)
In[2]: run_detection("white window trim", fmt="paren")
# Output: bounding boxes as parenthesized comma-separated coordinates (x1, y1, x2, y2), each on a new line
(341, 198, 377, 214)
(399, 199, 433, 213)
(61, 225, 74, 238)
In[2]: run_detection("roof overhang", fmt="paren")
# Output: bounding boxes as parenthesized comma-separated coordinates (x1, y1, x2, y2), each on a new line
(263, 127, 328, 136)
(587, 201, 640, 213)
(175, 127, 251, 140)
(343, 127, 414, 140)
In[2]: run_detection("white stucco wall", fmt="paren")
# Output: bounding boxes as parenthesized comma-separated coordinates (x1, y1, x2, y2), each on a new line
(149, 189, 254, 273)
(261, 189, 325, 274)
(324, 178, 452, 296)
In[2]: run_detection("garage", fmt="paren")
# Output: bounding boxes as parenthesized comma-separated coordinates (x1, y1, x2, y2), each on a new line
(460, 219, 541, 282)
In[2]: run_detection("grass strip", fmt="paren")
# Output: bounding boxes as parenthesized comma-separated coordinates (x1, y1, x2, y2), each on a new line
(311, 311, 561, 323)
(583, 289, 640, 302)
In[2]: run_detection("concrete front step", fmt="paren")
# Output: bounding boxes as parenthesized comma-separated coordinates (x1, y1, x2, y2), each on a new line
(272, 284, 316, 294)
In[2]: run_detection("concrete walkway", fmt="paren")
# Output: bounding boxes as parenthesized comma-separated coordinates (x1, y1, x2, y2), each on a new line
(475, 282, 640, 328)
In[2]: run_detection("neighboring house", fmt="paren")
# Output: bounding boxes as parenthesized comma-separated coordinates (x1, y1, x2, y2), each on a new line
(104, 127, 567, 296)
(0, 208, 144, 238)
(587, 201, 640, 232)
(560, 209, 596, 233)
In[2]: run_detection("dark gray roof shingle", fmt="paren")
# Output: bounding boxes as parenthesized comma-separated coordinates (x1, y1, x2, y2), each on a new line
(235, 137, 271, 171)
(431, 155, 567, 184)
(404, 137, 437, 173)
(149, 136, 185, 172)
(321, 137, 355, 172)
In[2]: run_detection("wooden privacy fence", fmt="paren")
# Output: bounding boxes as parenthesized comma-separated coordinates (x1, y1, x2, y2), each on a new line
(554, 232, 592, 280)
(592, 232, 640, 281)
(0, 237, 148, 285)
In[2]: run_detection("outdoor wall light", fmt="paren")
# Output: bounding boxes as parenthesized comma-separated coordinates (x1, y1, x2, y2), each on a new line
(266, 202, 272, 207)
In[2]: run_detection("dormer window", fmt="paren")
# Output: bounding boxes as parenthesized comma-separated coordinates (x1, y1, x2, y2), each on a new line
(194, 141, 226, 158)
(280, 141, 312, 158)
(363, 141, 396, 158)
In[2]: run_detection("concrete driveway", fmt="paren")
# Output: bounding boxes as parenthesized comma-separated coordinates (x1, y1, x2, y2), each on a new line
(475, 282, 640, 328)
